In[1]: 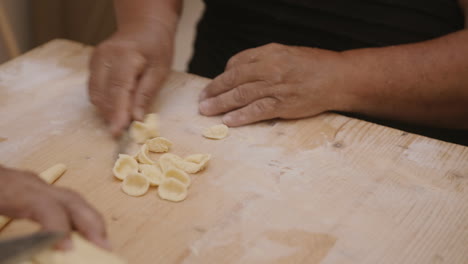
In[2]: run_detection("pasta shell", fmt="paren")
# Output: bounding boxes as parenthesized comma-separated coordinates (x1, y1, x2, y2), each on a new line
(164, 167, 191, 187)
(158, 178, 188, 202)
(136, 144, 155, 165)
(113, 154, 139, 180)
(202, 124, 228, 139)
(146, 137, 172, 153)
(139, 164, 163, 186)
(129, 113, 159, 143)
(121, 173, 150, 197)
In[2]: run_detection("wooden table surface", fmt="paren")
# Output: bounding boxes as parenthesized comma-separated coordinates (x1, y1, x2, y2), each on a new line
(0, 40, 467, 264)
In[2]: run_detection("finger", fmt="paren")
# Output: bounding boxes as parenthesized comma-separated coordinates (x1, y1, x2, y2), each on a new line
(30, 199, 73, 250)
(132, 66, 169, 120)
(224, 44, 278, 71)
(199, 62, 271, 101)
(106, 53, 146, 136)
(199, 81, 270, 116)
(222, 97, 280, 127)
(56, 189, 111, 250)
(88, 53, 110, 107)
(88, 50, 116, 128)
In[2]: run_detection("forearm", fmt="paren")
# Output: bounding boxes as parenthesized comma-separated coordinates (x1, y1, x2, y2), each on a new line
(339, 29, 468, 130)
(114, 0, 182, 35)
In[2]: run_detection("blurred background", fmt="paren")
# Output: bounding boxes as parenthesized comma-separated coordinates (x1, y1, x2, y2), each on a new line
(0, 0, 204, 71)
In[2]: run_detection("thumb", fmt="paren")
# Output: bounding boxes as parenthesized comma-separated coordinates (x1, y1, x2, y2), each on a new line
(132, 67, 169, 120)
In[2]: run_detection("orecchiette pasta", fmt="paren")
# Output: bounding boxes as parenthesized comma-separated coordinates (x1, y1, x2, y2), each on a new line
(129, 113, 159, 143)
(202, 124, 228, 139)
(113, 154, 139, 180)
(121, 173, 150, 197)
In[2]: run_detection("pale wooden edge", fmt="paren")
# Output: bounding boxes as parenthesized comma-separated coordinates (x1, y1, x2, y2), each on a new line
(0, 39, 87, 71)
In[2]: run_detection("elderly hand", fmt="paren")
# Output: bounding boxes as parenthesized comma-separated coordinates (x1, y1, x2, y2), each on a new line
(0, 166, 109, 250)
(198, 43, 353, 126)
(88, 22, 174, 137)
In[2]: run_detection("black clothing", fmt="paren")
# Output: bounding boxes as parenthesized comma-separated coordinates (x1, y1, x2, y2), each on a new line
(189, 0, 467, 145)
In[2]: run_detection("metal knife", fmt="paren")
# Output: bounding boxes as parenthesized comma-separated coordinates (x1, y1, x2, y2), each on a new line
(0, 232, 65, 264)
(115, 127, 131, 158)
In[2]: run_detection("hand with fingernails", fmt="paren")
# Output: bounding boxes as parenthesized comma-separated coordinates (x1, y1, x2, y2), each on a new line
(198, 43, 351, 126)
(88, 23, 174, 137)
(0, 166, 110, 251)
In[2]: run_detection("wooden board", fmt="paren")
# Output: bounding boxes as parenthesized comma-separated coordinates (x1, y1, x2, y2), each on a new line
(0, 40, 467, 264)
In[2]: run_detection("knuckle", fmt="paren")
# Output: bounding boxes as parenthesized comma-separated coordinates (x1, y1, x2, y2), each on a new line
(253, 100, 273, 114)
(263, 65, 283, 84)
(136, 90, 154, 105)
(221, 67, 239, 87)
(108, 78, 131, 90)
(31, 197, 61, 217)
(232, 87, 248, 103)
(127, 52, 146, 67)
(226, 56, 238, 69)
(271, 65, 284, 78)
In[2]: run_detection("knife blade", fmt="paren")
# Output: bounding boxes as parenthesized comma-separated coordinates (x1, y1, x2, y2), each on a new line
(0, 232, 64, 264)
(115, 127, 131, 158)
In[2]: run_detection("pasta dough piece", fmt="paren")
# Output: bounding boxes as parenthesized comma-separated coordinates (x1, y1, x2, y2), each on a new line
(146, 137, 172, 153)
(139, 164, 163, 186)
(39, 163, 67, 183)
(158, 153, 178, 172)
(33, 232, 127, 264)
(113, 154, 139, 180)
(136, 144, 155, 165)
(121, 173, 150, 197)
(129, 113, 159, 143)
(185, 154, 211, 170)
(0, 163, 67, 231)
(159, 153, 208, 174)
(202, 124, 229, 139)
(164, 167, 191, 187)
(158, 178, 188, 202)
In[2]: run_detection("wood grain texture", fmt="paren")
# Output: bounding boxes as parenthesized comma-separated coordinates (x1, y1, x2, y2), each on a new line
(0, 40, 467, 264)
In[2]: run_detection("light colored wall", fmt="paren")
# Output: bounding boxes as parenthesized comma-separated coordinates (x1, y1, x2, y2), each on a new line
(0, 0, 203, 72)
(0, 0, 31, 63)
(173, 0, 204, 72)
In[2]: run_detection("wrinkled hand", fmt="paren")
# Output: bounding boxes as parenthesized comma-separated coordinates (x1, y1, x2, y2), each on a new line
(88, 23, 174, 137)
(199, 43, 350, 126)
(0, 166, 109, 250)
